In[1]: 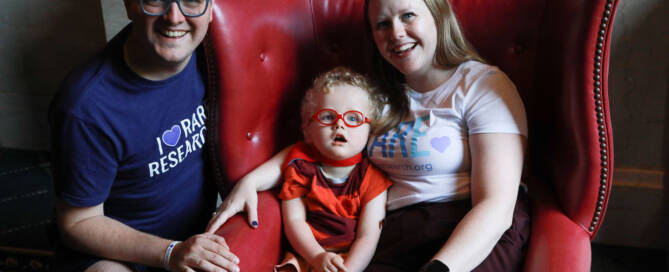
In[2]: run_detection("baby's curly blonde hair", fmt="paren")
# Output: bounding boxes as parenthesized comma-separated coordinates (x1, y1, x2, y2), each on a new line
(300, 67, 385, 135)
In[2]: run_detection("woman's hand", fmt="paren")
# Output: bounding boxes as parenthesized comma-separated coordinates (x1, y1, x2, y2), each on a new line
(311, 252, 348, 272)
(206, 180, 259, 233)
(205, 145, 293, 233)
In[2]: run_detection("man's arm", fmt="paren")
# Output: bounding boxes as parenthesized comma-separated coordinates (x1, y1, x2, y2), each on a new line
(57, 201, 240, 272)
(343, 191, 387, 272)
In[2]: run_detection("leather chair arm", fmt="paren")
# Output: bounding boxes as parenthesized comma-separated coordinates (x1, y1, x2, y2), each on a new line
(523, 183, 591, 272)
(214, 191, 283, 271)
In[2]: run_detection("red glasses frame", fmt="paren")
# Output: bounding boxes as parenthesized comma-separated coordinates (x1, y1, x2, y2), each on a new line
(311, 109, 371, 128)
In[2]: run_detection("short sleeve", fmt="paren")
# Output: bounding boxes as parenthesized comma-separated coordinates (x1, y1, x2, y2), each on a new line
(50, 112, 118, 207)
(281, 141, 317, 171)
(359, 164, 392, 206)
(278, 164, 311, 200)
(464, 70, 528, 136)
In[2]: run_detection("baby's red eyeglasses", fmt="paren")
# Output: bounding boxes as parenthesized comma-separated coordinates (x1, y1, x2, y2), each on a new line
(311, 109, 371, 128)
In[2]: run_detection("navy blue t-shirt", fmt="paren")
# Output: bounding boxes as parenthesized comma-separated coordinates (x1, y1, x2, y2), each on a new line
(50, 27, 215, 240)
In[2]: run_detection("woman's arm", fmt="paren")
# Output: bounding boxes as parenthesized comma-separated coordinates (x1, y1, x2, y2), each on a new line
(432, 133, 526, 272)
(343, 190, 387, 272)
(283, 198, 347, 272)
(206, 145, 293, 232)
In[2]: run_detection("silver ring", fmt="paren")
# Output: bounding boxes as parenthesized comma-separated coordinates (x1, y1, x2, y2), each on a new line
(212, 211, 217, 217)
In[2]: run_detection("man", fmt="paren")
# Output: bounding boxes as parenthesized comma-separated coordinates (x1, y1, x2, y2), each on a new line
(49, 0, 239, 271)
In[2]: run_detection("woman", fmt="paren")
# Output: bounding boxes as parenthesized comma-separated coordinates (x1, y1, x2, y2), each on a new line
(208, 0, 529, 271)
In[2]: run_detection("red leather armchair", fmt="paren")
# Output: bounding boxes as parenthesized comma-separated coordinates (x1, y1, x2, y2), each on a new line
(203, 0, 619, 271)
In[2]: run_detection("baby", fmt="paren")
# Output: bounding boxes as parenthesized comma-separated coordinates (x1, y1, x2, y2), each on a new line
(276, 67, 392, 272)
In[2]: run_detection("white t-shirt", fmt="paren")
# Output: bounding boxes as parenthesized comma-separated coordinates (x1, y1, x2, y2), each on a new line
(367, 61, 527, 211)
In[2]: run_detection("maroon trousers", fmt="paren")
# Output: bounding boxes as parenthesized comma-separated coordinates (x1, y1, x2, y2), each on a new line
(365, 190, 530, 272)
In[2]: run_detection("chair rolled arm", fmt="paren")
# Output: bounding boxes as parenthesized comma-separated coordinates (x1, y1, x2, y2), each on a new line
(214, 191, 283, 271)
(523, 184, 591, 272)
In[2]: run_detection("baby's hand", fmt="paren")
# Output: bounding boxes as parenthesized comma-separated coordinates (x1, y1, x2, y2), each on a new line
(312, 252, 348, 272)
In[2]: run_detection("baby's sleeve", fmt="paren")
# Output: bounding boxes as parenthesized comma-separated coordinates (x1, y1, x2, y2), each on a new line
(359, 165, 393, 206)
(278, 164, 311, 200)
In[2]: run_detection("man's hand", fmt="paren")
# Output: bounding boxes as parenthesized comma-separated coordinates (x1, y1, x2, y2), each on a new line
(167, 233, 240, 272)
(311, 252, 348, 272)
(206, 180, 259, 233)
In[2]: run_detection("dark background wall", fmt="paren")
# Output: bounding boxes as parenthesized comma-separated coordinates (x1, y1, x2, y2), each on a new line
(0, 0, 107, 150)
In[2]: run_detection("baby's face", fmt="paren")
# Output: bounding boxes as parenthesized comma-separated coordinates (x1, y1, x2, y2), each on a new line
(304, 84, 372, 161)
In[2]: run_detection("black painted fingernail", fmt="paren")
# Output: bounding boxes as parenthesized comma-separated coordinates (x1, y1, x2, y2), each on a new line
(252, 221, 258, 227)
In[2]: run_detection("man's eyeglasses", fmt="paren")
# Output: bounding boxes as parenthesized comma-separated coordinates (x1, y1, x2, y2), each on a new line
(311, 109, 371, 128)
(140, 0, 210, 17)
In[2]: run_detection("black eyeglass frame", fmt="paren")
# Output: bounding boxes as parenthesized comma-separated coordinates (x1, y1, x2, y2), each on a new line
(139, 0, 211, 18)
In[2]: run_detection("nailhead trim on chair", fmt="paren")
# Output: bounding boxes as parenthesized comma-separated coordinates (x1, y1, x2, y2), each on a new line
(589, 0, 616, 233)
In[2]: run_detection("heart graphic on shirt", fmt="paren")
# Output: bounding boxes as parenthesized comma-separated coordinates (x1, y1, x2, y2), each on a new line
(162, 125, 181, 147)
(430, 136, 451, 153)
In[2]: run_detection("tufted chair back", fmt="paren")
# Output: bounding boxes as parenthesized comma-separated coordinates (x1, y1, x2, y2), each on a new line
(204, 0, 619, 271)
